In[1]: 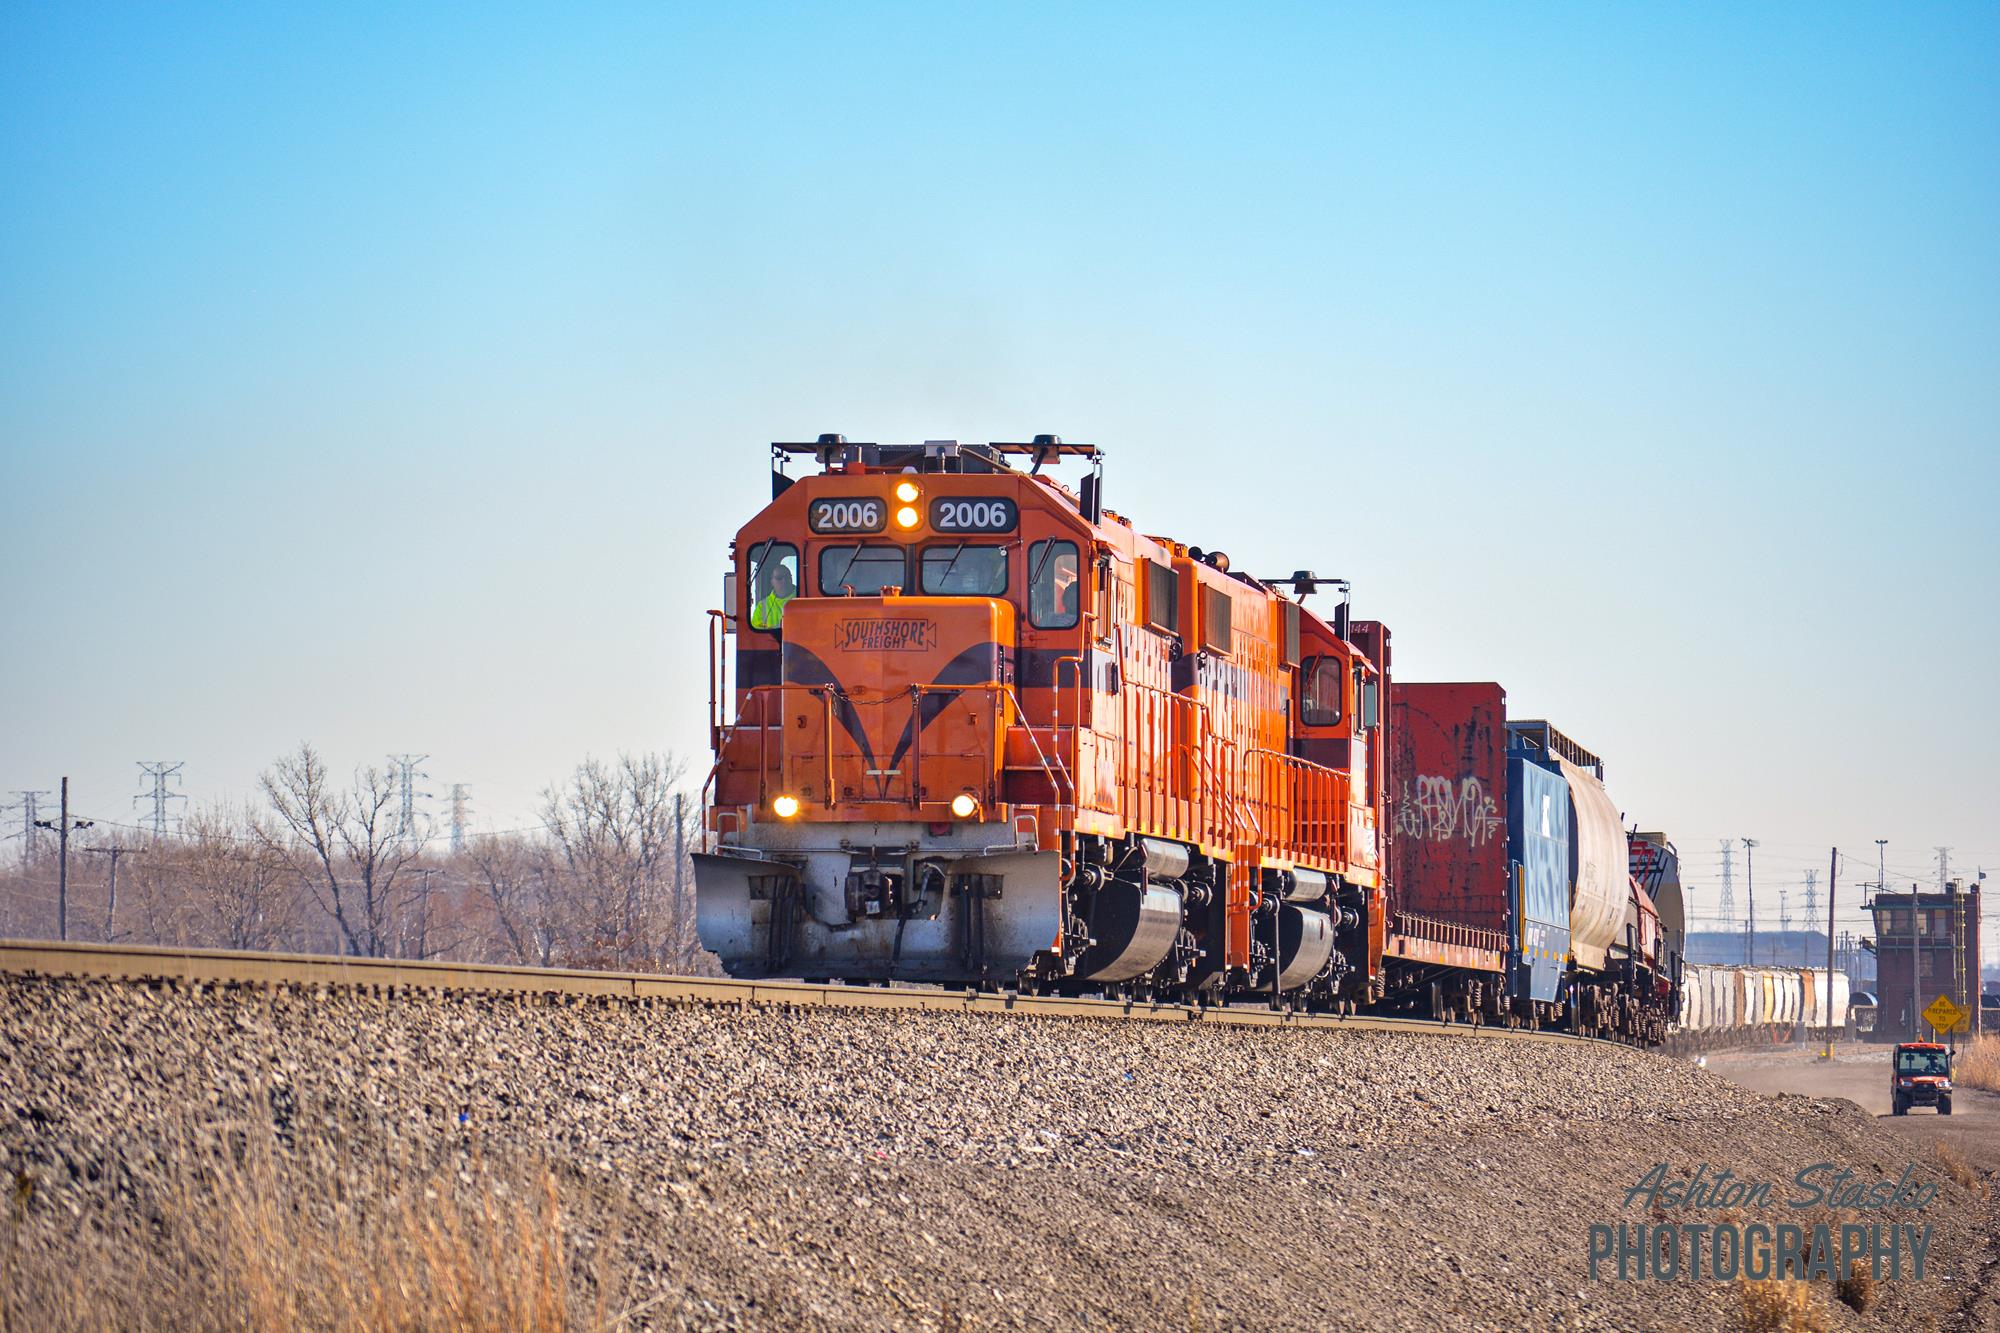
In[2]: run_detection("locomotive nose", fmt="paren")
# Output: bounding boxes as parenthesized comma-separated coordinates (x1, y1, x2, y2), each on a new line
(774, 594, 1014, 815)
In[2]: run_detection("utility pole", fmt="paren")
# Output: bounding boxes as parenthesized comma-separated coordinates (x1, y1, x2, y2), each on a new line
(58, 777, 70, 940)
(1823, 847, 1838, 1059)
(1910, 881, 1922, 1045)
(1949, 878, 1965, 1054)
(135, 762, 186, 837)
(1718, 840, 1736, 935)
(1779, 887, 1792, 949)
(1742, 838, 1758, 967)
(389, 754, 430, 844)
(34, 778, 93, 941)
(446, 784, 471, 856)
(7, 791, 51, 861)
(408, 866, 442, 959)
(673, 791, 687, 959)
(83, 845, 140, 941)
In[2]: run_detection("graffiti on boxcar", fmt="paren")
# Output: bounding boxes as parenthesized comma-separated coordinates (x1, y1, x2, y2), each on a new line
(1396, 775, 1504, 846)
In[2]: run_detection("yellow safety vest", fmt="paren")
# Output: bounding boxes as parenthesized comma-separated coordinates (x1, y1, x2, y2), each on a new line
(750, 591, 791, 630)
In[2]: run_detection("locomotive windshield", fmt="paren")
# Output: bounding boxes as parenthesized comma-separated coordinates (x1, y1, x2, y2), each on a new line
(819, 544, 906, 596)
(921, 544, 1008, 596)
(1896, 1048, 1950, 1076)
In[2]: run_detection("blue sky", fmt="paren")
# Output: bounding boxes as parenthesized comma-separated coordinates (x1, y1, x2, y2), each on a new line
(3, 3, 1995, 943)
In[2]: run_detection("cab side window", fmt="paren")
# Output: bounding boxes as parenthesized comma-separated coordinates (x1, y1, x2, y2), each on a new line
(1028, 540, 1080, 628)
(1300, 656, 1343, 727)
(746, 542, 798, 633)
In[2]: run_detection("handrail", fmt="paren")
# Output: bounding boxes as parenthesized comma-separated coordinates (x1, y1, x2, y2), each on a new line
(1394, 910, 1509, 956)
(1117, 677, 1216, 847)
(707, 609, 729, 747)
(1242, 747, 1351, 873)
(714, 679, 1074, 821)
(719, 682, 838, 808)
(998, 684, 1075, 820)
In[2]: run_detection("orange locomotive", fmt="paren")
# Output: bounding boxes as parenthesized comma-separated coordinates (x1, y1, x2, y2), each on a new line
(696, 437, 1387, 1005)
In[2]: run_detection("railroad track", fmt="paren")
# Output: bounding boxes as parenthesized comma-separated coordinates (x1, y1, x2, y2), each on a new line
(0, 938, 1604, 1046)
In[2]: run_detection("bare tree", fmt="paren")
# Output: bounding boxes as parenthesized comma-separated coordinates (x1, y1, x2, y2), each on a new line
(260, 744, 421, 957)
(466, 833, 556, 967)
(536, 753, 691, 969)
(135, 804, 301, 950)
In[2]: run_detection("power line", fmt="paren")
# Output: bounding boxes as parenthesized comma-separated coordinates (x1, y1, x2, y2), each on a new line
(446, 783, 471, 856)
(1717, 839, 1735, 932)
(5, 790, 51, 860)
(134, 762, 186, 837)
(388, 754, 430, 845)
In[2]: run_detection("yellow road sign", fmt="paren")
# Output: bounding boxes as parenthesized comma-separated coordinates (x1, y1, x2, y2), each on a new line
(1923, 994, 1969, 1035)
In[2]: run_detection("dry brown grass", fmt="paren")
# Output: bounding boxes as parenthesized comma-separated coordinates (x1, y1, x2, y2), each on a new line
(1933, 1141, 1988, 1197)
(1, 1119, 626, 1332)
(1737, 1278, 1830, 1333)
(1957, 1035, 2000, 1092)
(1834, 1267, 1877, 1313)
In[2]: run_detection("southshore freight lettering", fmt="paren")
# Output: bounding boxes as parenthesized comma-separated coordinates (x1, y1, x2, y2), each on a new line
(837, 619, 937, 652)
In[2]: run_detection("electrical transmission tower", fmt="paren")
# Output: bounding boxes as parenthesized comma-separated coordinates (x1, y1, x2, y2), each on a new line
(1717, 839, 1735, 933)
(1803, 869, 1818, 932)
(388, 754, 431, 844)
(1935, 847, 1952, 890)
(6, 791, 52, 861)
(134, 762, 187, 837)
(446, 784, 471, 856)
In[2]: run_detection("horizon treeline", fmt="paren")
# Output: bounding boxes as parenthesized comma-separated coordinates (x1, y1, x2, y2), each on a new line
(0, 744, 715, 975)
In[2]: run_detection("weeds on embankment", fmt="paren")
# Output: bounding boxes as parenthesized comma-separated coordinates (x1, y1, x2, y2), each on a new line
(1957, 1035, 2000, 1093)
(2, 1118, 621, 1332)
(1736, 1277, 1830, 1333)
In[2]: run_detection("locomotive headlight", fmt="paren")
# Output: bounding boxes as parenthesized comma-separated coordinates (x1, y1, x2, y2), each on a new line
(894, 505, 921, 529)
(771, 794, 801, 819)
(894, 480, 921, 503)
(950, 792, 979, 819)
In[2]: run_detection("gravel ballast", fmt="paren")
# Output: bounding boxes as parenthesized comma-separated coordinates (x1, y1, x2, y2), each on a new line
(2, 975, 1994, 1330)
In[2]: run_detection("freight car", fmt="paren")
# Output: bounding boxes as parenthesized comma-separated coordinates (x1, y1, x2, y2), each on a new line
(694, 438, 1679, 1042)
(1668, 964, 1849, 1051)
(1385, 687, 1679, 1041)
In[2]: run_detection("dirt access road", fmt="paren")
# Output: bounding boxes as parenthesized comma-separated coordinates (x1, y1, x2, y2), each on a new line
(1708, 1039, 2000, 1330)
(1706, 1040, 2000, 1173)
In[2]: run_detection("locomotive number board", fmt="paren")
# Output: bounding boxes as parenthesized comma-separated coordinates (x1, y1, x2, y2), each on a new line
(929, 496, 1018, 533)
(808, 498, 888, 534)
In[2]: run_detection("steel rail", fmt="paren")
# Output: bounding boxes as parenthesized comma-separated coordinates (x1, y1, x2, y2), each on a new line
(0, 939, 1610, 1047)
